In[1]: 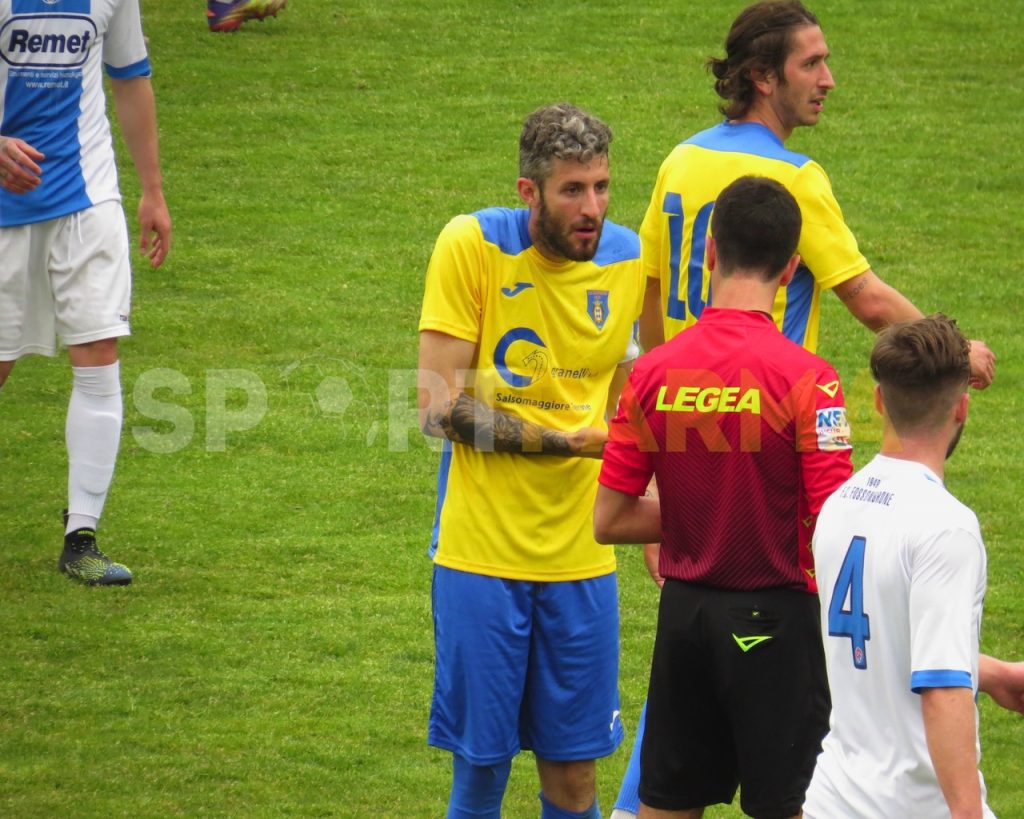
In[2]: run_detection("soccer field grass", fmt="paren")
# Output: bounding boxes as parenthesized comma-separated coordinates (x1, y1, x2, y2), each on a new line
(1, 1, 1022, 816)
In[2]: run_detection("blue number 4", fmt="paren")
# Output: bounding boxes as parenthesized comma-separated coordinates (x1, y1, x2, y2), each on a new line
(827, 535, 871, 669)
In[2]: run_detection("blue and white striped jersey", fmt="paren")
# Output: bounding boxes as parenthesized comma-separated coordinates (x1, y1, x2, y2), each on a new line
(0, 0, 150, 227)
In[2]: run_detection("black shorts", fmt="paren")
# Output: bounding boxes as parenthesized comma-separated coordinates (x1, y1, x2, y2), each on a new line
(639, 581, 830, 818)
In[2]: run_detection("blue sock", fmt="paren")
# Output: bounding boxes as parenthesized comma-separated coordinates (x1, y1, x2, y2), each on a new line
(538, 791, 600, 819)
(447, 754, 511, 819)
(613, 699, 646, 814)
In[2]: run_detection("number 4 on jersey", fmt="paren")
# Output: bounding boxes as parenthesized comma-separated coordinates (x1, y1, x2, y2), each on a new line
(827, 535, 871, 669)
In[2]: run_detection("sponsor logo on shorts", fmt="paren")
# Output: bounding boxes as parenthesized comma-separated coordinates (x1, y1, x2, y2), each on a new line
(732, 634, 772, 653)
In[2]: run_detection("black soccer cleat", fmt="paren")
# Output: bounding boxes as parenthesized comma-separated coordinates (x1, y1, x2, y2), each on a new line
(58, 511, 133, 586)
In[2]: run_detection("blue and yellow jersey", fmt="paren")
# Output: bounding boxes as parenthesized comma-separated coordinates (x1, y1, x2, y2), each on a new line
(640, 121, 869, 352)
(420, 207, 644, 581)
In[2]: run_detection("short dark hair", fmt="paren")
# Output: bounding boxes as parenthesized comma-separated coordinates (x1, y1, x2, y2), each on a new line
(870, 314, 971, 433)
(710, 175, 801, 280)
(707, 1, 820, 120)
(519, 103, 612, 184)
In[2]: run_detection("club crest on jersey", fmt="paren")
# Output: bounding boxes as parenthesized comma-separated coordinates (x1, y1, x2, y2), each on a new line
(587, 290, 609, 330)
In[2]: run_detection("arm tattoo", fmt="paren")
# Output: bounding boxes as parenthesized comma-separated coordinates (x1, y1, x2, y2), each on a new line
(838, 275, 868, 302)
(444, 392, 573, 455)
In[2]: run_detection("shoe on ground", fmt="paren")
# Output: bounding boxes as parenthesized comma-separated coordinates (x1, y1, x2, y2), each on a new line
(59, 528, 133, 586)
(208, 0, 288, 32)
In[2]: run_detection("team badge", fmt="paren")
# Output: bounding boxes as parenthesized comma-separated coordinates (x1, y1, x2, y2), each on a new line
(587, 290, 610, 330)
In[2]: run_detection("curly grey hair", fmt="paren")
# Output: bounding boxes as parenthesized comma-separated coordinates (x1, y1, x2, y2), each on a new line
(518, 103, 612, 184)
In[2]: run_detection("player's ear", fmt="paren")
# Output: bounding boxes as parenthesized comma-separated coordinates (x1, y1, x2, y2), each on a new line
(705, 236, 717, 273)
(750, 67, 775, 96)
(517, 177, 539, 208)
(874, 384, 885, 416)
(778, 253, 800, 287)
(955, 391, 970, 424)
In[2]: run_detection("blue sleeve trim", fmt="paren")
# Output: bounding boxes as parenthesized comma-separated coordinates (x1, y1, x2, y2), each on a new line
(105, 57, 152, 80)
(911, 669, 973, 693)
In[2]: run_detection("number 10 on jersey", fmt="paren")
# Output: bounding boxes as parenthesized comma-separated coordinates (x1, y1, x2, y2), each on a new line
(663, 193, 714, 321)
(827, 535, 871, 669)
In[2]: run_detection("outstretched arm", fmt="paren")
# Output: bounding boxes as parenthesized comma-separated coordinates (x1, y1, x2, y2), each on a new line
(833, 269, 995, 389)
(110, 76, 171, 269)
(417, 330, 605, 457)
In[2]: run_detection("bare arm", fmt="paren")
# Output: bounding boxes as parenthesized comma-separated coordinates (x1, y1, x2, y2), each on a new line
(921, 687, 984, 819)
(638, 276, 665, 352)
(833, 269, 923, 330)
(109, 76, 171, 268)
(417, 330, 605, 457)
(593, 483, 661, 545)
(978, 654, 1024, 715)
(606, 360, 633, 421)
(833, 269, 995, 389)
(0, 136, 44, 194)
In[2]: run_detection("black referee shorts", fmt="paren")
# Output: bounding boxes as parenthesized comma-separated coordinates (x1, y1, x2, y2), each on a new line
(639, 580, 830, 818)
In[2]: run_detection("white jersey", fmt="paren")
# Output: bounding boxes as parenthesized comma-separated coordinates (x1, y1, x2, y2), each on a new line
(804, 454, 992, 819)
(0, 0, 150, 227)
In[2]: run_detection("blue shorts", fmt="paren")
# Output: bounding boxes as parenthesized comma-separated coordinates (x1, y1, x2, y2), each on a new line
(428, 565, 623, 766)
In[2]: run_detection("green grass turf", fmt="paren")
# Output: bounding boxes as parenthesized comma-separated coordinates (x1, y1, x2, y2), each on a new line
(1, 1, 1021, 815)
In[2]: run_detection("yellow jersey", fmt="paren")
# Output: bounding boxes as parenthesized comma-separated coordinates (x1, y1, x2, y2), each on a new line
(420, 207, 644, 580)
(641, 121, 868, 351)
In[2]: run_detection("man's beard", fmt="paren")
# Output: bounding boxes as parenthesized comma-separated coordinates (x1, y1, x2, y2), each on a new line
(535, 196, 604, 262)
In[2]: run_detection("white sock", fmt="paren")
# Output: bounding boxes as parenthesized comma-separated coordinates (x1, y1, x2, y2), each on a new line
(66, 361, 122, 535)
(65, 513, 98, 534)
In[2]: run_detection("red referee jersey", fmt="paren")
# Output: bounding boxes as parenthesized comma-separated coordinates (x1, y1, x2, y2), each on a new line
(600, 308, 853, 592)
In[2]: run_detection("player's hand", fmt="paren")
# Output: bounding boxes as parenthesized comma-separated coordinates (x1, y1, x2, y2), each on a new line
(138, 190, 172, 268)
(569, 426, 607, 458)
(643, 542, 664, 588)
(980, 657, 1024, 716)
(967, 339, 995, 390)
(0, 136, 44, 194)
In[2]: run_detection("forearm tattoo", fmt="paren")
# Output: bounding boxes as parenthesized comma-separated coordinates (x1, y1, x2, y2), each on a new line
(433, 392, 572, 455)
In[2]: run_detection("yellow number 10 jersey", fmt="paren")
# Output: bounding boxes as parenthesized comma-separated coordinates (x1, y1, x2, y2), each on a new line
(641, 121, 868, 352)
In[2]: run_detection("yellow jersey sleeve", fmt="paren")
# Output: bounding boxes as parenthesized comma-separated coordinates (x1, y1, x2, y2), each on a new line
(791, 160, 869, 291)
(419, 214, 485, 343)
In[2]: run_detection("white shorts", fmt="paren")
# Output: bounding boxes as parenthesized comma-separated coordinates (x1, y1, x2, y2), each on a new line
(0, 200, 132, 361)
